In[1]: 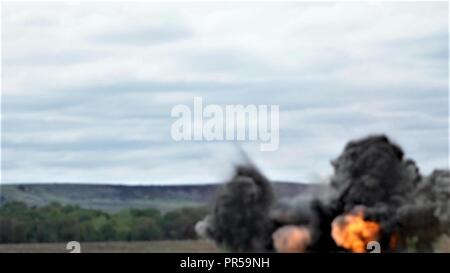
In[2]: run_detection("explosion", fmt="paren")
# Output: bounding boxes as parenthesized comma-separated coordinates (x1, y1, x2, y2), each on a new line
(196, 135, 450, 253)
(331, 206, 381, 253)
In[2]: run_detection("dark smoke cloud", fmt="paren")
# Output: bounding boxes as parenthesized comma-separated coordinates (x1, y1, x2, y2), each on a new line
(415, 170, 450, 228)
(328, 135, 421, 210)
(196, 165, 275, 252)
(390, 170, 450, 251)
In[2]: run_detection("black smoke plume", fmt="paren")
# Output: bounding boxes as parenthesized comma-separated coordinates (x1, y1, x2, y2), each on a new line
(196, 164, 275, 252)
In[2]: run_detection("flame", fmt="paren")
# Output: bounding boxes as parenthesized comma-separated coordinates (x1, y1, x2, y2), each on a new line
(272, 225, 311, 253)
(389, 233, 400, 251)
(331, 207, 381, 253)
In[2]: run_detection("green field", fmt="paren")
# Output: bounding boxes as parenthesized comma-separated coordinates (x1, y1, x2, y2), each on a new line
(0, 240, 220, 253)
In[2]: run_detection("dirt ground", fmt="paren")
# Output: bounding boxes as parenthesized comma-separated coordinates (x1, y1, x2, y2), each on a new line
(0, 240, 220, 253)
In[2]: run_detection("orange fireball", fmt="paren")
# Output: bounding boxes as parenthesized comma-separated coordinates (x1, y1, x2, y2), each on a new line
(331, 206, 381, 253)
(272, 225, 311, 253)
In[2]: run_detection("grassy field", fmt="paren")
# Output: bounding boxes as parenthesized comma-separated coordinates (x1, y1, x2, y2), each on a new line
(0, 240, 221, 253)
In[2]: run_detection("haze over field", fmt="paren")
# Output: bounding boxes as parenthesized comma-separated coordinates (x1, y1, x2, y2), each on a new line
(2, 2, 448, 184)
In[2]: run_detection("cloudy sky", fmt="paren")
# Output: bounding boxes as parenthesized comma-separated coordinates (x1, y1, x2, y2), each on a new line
(2, 2, 449, 184)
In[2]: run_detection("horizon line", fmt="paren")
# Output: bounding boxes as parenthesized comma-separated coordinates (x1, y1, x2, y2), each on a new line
(0, 180, 309, 186)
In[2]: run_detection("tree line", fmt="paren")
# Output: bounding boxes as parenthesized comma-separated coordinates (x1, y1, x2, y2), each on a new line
(0, 201, 208, 243)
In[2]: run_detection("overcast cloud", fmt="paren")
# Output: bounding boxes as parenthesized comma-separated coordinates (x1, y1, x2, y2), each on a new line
(1, 2, 449, 184)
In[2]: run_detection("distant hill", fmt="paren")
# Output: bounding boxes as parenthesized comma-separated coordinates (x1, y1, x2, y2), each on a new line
(0, 182, 317, 213)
